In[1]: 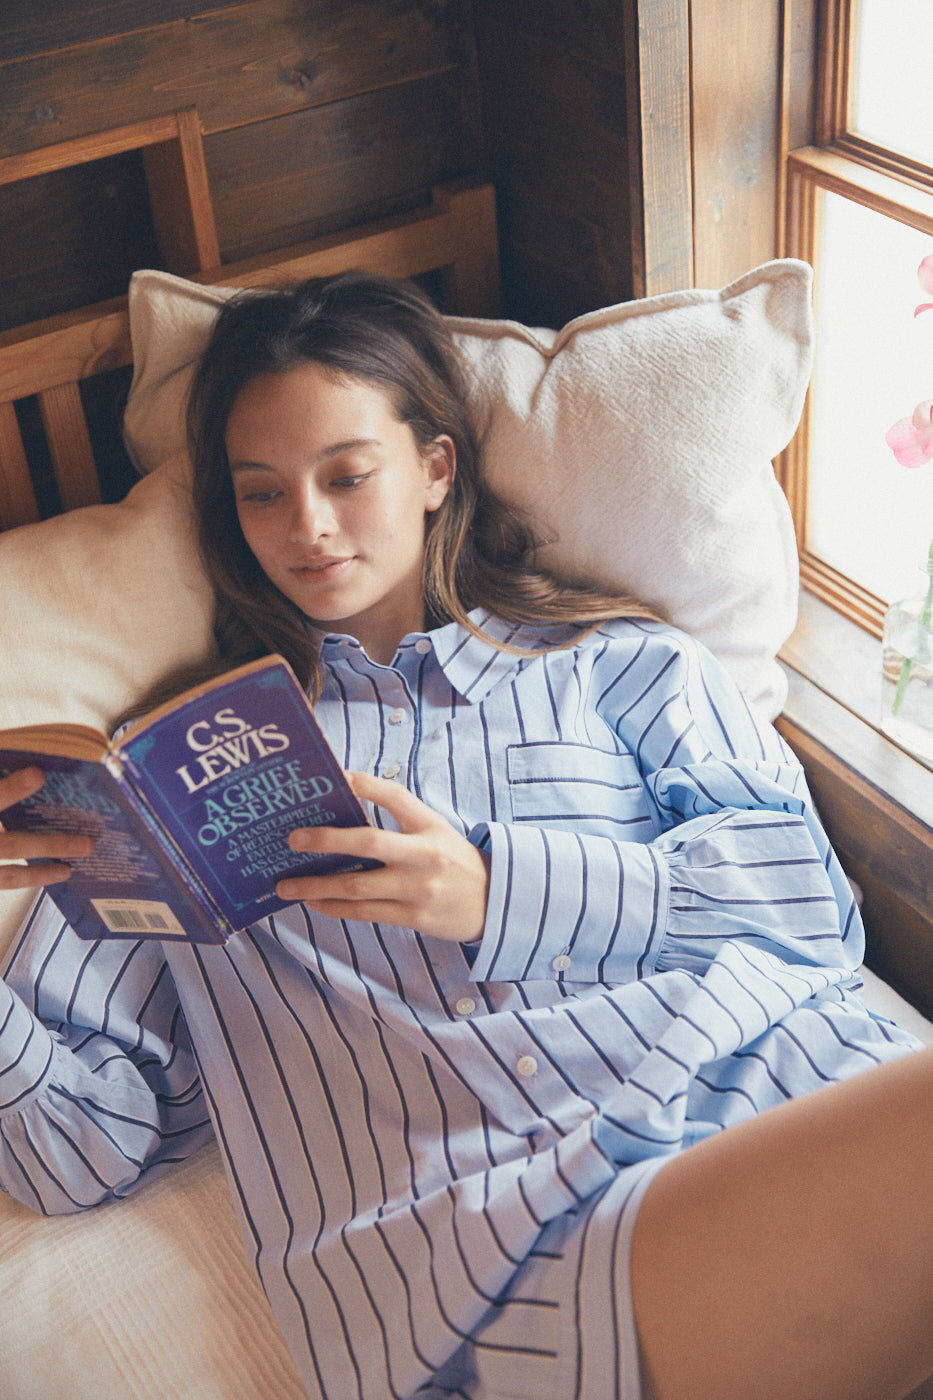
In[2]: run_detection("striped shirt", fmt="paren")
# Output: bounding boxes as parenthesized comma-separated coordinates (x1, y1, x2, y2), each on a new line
(0, 614, 919, 1400)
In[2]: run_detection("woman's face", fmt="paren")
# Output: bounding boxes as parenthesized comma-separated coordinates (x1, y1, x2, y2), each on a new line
(226, 362, 453, 664)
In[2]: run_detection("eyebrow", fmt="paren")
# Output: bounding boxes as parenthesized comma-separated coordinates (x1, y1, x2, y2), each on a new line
(229, 439, 382, 473)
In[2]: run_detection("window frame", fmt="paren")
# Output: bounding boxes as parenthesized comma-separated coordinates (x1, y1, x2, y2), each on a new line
(779, 0, 933, 636)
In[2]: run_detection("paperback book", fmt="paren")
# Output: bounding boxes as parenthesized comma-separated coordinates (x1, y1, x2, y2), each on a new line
(0, 655, 377, 944)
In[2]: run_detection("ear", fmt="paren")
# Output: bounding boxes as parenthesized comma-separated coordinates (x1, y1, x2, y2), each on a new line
(423, 435, 455, 513)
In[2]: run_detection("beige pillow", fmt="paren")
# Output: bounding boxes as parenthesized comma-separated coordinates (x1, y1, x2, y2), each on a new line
(0, 452, 212, 733)
(0, 454, 214, 958)
(123, 261, 811, 719)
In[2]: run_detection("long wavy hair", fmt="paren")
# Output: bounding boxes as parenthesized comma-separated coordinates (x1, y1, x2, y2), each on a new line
(130, 271, 661, 713)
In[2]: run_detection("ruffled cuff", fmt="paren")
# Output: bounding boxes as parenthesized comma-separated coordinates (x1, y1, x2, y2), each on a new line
(0, 978, 55, 1115)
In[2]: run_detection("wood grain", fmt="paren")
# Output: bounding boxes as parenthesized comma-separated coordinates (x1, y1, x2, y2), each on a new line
(0, 154, 158, 331)
(0, 0, 474, 157)
(473, 0, 635, 323)
(38, 382, 101, 511)
(206, 71, 478, 261)
(0, 400, 39, 529)
(690, 0, 782, 287)
(0, 0, 244, 63)
(623, 0, 693, 296)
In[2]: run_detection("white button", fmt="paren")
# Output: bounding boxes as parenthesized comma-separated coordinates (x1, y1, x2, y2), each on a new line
(383, 764, 401, 779)
(455, 997, 476, 1017)
(551, 954, 571, 972)
(388, 707, 405, 725)
(516, 1055, 538, 1078)
(415, 639, 431, 654)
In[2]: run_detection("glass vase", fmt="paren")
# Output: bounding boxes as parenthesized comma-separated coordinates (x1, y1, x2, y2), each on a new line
(881, 553, 933, 767)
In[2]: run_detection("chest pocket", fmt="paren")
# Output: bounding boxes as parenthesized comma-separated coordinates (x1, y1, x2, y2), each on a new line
(505, 741, 656, 839)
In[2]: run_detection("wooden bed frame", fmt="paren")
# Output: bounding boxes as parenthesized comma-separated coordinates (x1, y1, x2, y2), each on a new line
(0, 110, 499, 532)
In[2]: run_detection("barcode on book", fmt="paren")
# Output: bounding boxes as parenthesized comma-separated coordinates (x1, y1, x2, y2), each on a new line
(90, 898, 187, 938)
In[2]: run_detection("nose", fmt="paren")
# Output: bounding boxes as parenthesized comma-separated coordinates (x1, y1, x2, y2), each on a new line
(289, 481, 336, 544)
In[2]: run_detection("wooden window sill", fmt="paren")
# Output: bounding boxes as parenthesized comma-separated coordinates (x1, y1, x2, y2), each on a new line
(777, 589, 933, 1018)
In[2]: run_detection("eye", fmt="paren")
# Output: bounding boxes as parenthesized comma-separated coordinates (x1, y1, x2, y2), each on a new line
(331, 471, 374, 490)
(236, 486, 282, 506)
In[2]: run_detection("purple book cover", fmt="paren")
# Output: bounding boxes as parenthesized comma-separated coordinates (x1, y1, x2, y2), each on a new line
(0, 750, 228, 943)
(117, 657, 376, 931)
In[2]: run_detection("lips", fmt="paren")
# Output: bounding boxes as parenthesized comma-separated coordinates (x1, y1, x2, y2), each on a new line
(291, 556, 354, 582)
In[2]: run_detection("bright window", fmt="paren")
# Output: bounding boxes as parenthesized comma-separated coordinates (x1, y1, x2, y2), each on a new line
(784, 0, 933, 633)
(808, 193, 933, 602)
(853, 0, 933, 166)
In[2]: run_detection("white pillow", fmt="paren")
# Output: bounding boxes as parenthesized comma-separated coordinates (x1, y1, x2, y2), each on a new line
(123, 262, 811, 719)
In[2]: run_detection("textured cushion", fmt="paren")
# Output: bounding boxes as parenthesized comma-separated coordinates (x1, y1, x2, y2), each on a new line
(123, 261, 812, 719)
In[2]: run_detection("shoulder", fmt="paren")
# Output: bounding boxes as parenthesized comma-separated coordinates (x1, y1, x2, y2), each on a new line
(580, 619, 781, 762)
(567, 616, 711, 676)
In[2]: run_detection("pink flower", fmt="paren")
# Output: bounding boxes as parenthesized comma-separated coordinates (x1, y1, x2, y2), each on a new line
(886, 398, 933, 467)
(916, 254, 933, 317)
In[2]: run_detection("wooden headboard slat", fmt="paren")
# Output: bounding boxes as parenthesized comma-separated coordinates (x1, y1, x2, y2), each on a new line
(0, 171, 499, 532)
(142, 108, 221, 276)
(0, 109, 220, 283)
(0, 302, 132, 404)
(0, 401, 39, 530)
(218, 182, 501, 319)
(38, 385, 102, 513)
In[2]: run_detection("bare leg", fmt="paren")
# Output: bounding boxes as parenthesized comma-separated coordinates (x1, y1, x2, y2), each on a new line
(631, 1045, 933, 1400)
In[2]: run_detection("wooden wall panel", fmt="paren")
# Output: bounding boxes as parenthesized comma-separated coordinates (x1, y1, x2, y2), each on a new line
(472, 0, 634, 326)
(0, 0, 474, 157)
(0, 0, 483, 329)
(623, 0, 693, 297)
(690, 0, 783, 287)
(0, 1, 245, 63)
(0, 0, 789, 342)
(0, 153, 159, 331)
(207, 70, 481, 261)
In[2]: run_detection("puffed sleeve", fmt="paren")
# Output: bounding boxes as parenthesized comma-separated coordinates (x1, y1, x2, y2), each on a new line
(469, 624, 862, 987)
(0, 892, 213, 1214)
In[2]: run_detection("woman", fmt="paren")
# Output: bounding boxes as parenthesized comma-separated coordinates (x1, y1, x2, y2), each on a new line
(1, 272, 932, 1400)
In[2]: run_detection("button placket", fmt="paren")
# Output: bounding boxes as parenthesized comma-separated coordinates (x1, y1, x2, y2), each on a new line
(377, 679, 412, 782)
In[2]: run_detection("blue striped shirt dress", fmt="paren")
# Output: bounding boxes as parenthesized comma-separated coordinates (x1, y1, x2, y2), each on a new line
(0, 614, 920, 1400)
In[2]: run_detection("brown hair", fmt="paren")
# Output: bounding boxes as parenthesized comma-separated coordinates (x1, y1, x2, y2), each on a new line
(127, 271, 660, 715)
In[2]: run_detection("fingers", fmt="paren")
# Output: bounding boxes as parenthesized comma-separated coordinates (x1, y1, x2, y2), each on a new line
(285, 771, 440, 864)
(0, 861, 76, 891)
(0, 829, 95, 863)
(344, 769, 437, 831)
(0, 767, 47, 810)
(278, 772, 490, 942)
(0, 767, 95, 888)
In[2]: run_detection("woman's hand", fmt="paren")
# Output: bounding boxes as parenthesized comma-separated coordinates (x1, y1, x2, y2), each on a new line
(277, 771, 490, 943)
(0, 768, 95, 891)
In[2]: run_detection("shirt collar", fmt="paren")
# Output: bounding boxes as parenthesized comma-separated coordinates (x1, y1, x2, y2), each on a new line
(310, 610, 580, 705)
